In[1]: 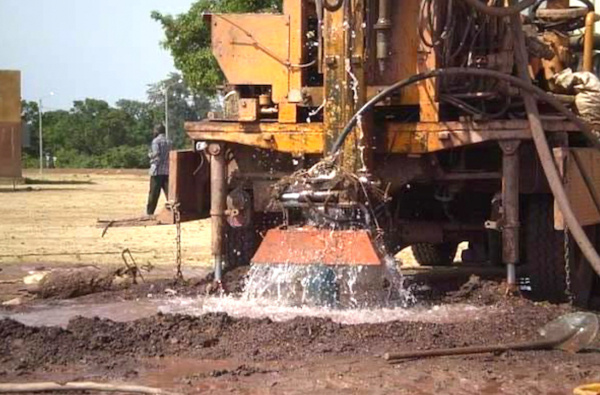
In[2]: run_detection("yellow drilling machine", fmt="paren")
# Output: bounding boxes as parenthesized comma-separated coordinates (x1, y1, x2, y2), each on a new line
(166, 0, 600, 306)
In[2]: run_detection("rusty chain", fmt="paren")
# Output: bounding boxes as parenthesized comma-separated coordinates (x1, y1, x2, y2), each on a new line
(564, 226, 574, 304)
(168, 202, 184, 283)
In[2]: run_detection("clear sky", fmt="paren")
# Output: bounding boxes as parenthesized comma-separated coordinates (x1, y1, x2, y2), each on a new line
(0, 0, 195, 110)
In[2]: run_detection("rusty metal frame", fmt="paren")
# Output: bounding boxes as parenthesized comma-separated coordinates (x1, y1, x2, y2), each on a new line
(186, 119, 579, 155)
(554, 147, 600, 230)
(252, 227, 382, 266)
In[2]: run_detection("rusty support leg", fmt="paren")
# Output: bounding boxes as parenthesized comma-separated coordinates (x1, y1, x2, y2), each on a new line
(500, 140, 521, 287)
(209, 143, 227, 283)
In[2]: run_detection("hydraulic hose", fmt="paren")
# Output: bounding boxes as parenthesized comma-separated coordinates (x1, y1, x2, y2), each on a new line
(329, 35, 600, 279)
(509, 11, 600, 278)
(457, 0, 536, 17)
(331, 68, 600, 155)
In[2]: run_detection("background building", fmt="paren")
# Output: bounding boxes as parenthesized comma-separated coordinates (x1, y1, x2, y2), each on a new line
(0, 70, 22, 182)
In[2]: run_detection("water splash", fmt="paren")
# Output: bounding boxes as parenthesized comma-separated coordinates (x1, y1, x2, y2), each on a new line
(241, 259, 414, 309)
(160, 296, 492, 326)
(158, 258, 493, 325)
(158, 253, 490, 326)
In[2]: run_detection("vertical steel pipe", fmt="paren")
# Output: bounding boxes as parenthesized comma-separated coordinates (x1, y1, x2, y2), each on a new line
(374, 0, 391, 73)
(209, 143, 227, 283)
(500, 141, 521, 287)
(584, 12, 596, 73)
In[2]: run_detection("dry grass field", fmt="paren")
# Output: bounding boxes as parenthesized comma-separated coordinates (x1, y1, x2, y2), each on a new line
(0, 169, 427, 273)
(0, 170, 212, 269)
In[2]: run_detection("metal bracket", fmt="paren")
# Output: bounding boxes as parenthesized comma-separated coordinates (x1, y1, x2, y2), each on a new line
(499, 140, 521, 155)
(208, 143, 223, 156)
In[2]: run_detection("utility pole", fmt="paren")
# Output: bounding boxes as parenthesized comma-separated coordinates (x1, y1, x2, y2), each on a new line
(38, 92, 54, 175)
(164, 87, 169, 141)
(164, 78, 182, 142)
(38, 98, 43, 175)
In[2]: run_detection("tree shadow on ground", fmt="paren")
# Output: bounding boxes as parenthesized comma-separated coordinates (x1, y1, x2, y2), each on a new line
(0, 187, 91, 193)
(24, 178, 95, 186)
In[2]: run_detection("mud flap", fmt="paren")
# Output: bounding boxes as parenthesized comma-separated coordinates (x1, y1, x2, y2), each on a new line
(553, 147, 600, 229)
(155, 149, 210, 224)
(251, 227, 383, 266)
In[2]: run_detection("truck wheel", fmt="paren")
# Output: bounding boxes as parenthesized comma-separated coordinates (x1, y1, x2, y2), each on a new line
(524, 194, 597, 305)
(524, 194, 569, 302)
(413, 243, 458, 266)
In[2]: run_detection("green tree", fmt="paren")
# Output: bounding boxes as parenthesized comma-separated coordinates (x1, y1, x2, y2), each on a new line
(20, 74, 213, 169)
(116, 99, 161, 146)
(21, 100, 40, 156)
(151, 0, 282, 94)
(147, 72, 212, 149)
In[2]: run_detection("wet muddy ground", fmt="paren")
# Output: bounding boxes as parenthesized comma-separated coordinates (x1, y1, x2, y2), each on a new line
(1, 266, 599, 394)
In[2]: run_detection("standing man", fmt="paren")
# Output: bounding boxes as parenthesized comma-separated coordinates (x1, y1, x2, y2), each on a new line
(146, 124, 172, 215)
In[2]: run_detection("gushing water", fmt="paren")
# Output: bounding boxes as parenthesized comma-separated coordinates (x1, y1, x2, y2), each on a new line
(242, 257, 414, 309)
(158, 255, 499, 325)
(161, 296, 492, 326)
(159, 256, 500, 326)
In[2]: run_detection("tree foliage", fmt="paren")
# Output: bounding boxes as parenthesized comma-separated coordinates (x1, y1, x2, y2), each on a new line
(151, 0, 282, 94)
(21, 74, 211, 169)
(146, 72, 211, 148)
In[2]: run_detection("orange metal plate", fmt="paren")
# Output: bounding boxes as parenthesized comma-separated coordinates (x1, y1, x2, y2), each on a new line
(252, 228, 382, 266)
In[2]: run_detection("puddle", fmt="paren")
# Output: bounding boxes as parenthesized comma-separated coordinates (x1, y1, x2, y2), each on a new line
(0, 295, 497, 328)
(0, 299, 161, 328)
(0, 263, 495, 327)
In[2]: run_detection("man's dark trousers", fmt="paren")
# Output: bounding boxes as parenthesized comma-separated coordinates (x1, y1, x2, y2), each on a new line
(147, 175, 169, 215)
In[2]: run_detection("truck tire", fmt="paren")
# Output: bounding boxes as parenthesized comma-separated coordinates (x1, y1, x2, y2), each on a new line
(524, 194, 600, 305)
(524, 194, 569, 302)
(413, 242, 458, 266)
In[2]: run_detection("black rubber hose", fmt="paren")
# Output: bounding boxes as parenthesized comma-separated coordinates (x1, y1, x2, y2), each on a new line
(457, 0, 536, 17)
(330, 67, 600, 156)
(509, 11, 600, 278)
(324, 0, 344, 12)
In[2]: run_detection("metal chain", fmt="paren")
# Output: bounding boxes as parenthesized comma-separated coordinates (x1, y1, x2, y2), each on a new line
(170, 202, 183, 282)
(564, 226, 574, 304)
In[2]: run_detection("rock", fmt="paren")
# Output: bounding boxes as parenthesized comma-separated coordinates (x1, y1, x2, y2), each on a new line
(2, 298, 22, 306)
(23, 271, 50, 285)
(30, 267, 115, 299)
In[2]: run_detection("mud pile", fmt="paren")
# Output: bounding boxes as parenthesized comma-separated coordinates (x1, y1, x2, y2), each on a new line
(0, 298, 570, 375)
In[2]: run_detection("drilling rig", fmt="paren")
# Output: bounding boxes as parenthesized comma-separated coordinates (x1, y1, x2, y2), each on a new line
(167, 0, 600, 306)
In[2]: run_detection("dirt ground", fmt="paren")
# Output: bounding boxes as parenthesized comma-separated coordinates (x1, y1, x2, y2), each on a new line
(0, 170, 212, 269)
(0, 273, 599, 395)
(1, 171, 600, 394)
